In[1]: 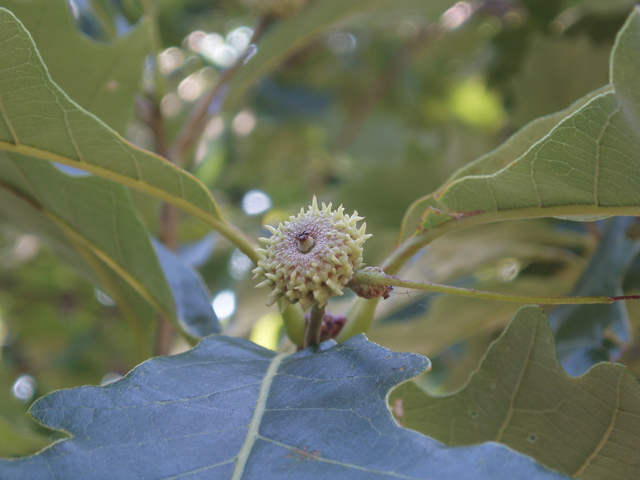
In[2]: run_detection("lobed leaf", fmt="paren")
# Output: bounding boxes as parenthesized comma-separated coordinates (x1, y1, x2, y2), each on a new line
(0, 8, 226, 234)
(0, 0, 151, 134)
(0, 335, 569, 479)
(390, 306, 640, 480)
(398, 6, 640, 250)
(548, 217, 640, 376)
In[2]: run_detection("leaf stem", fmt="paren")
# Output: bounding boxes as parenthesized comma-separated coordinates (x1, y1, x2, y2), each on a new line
(304, 303, 325, 348)
(384, 205, 640, 275)
(350, 269, 640, 305)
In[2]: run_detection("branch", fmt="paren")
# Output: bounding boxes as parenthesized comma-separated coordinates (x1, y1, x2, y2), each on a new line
(167, 17, 274, 165)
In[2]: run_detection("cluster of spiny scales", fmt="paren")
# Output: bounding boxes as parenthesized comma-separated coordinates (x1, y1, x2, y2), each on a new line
(253, 197, 371, 312)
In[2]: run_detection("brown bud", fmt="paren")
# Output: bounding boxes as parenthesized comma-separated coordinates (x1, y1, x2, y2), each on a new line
(304, 311, 347, 342)
(349, 266, 393, 300)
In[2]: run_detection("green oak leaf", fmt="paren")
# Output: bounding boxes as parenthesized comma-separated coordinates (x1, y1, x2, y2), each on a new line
(0, 334, 570, 480)
(548, 217, 640, 376)
(0, 154, 174, 332)
(0, 154, 219, 345)
(0, 0, 151, 134)
(0, 8, 231, 243)
(390, 306, 640, 480)
(398, 6, 640, 249)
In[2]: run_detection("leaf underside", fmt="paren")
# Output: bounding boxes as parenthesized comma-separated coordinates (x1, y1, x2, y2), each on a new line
(0, 0, 151, 134)
(390, 306, 640, 480)
(0, 335, 569, 480)
(0, 8, 223, 227)
(0, 153, 175, 325)
(401, 6, 640, 244)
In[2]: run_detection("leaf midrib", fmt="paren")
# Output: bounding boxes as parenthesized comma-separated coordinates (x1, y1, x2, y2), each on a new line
(231, 352, 289, 480)
(0, 140, 219, 225)
(494, 318, 538, 443)
(573, 372, 623, 477)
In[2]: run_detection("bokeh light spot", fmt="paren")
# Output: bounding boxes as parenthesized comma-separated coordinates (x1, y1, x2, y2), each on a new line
(212, 290, 236, 320)
(12, 375, 36, 403)
(328, 32, 356, 55)
(441, 2, 473, 30)
(232, 110, 256, 136)
(95, 289, 116, 307)
(229, 249, 253, 280)
(242, 190, 272, 216)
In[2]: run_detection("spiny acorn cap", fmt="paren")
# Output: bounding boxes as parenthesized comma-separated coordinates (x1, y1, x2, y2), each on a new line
(240, 0, 307, 18)
(253, 197, 371, 312)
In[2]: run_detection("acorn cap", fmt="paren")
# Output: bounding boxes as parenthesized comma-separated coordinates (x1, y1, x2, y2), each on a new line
(253, 196, 371, 312)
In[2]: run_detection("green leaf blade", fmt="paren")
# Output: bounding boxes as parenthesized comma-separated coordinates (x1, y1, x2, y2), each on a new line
(439, 92, 632, 211)
(0, 8, 224, 226)
(398, 6, 640, 252)
(0, 0, 151, 134)
(391, 306, 640, 480)
(0, 335, 571, 480)
(0, 153, 177, 324)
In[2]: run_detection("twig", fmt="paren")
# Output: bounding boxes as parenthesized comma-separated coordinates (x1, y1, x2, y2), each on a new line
(141, 90, 179, 357)
(167, 16, 274, 165)
(350, 269, 640, 305)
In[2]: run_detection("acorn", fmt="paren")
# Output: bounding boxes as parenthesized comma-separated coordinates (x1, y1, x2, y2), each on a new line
(240, 0, 308, 18)
(253, 196, 371, 312)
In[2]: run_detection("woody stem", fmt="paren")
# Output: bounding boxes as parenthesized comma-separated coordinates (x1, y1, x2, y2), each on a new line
(305, 303, 325, 348)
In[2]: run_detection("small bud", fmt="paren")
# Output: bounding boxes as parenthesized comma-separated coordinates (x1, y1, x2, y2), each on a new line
(349, 267, 393, 300)
(304, 311, 346, 342)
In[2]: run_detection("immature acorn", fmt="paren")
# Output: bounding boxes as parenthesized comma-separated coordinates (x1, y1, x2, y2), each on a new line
(240, 0, 308, 18)
(253, 197, 371, 312)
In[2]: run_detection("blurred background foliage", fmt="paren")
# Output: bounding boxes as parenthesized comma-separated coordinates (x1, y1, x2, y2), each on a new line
(1, 0, 640, 457)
